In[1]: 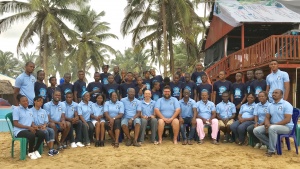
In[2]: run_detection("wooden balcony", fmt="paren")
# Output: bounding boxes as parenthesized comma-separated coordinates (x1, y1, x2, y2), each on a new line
(206, 35, 300, 81)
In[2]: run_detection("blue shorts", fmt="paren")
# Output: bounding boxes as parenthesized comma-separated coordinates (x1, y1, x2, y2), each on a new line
(121, 118, 141, 127)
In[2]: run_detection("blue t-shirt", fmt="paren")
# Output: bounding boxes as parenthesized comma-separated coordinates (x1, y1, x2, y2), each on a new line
(74, 80, 86, 98)
(155, 97, 180, 118)
(141, 100, 156, 117)
(104, 100, 124, 118)
(216, 101, 236, 119)
(43, 101, 66, 122)
(13, 106, 34, 137)
(151, 75, 163, 84)
(213, 80, 232, 104)
(151, 90, 162, 101)
(100, 73, 111, 85)
(250, 79, 267, 103)
(245, 79, 255, 94)
(103, 83, 119, 100)
(15, 72, 36, 105)
(253, 102, 270, 124)
(231, 82, 245, 106)
(57, 83, 73, 101)
(47, 87, 60, 101)
(195, 100, 216, 119)
(191, 71, 206, 86)
(63, 101, 78, 119)
(266, 70, 289, 101)
(32, 107, 48, 126)
(77, 101, 93, 122)
(34, 81, 47, 104)
(143, 79, 151, 90)
(92, 103, 104, 117)
(87, 82, 104, 103)
(119, 82, 136, 98)
(268, 99, 293, 130)
(197, 83, 212, 98)
(121, 97, 142, 119)
(239, 102, 256, 119)
(170, 81, 183, 100)
(179, 98, 196, 118)
(183, 81, 197, 99)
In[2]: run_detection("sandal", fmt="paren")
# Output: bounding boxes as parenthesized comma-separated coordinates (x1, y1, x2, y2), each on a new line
(114, 142, 119, 148)
(153, 141, 159, 145)
(187, 140, 193, 145)
(182, 140, 187, 145)
(198, 139, 204, 145)
(266, 152, 275, 157)
(111, 141, 115, 147)
(211, 140, 219, 145)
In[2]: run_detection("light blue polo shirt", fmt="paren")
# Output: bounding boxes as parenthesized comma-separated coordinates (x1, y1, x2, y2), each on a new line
(240, 102, 256, 119)
(63, 101, 78, 119)
(266, 69, 289, 100)
(15, 72, 36, 105)
(104, 101, 124, 118)
(32, 107, 48, 126)
(92, 103, 104, 117)
(216, 101, 236, 119)
(253, 102, 270, 124)
(78, 101, 93, 122)
(121, 97, 142, 119)
(195, 100, 216, 119)
(155, 97, 180, 118)
(13, 106, 34, 137)
(141, 100, 156, 117)
(43, 101, 66, 122)
(268, 99, 293, 130)
(179, 98, 196, 118)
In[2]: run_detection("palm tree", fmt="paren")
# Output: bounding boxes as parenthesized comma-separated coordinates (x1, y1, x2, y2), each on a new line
(69, 6, 118, 73)
(0, 0, 87, 79)
(0, 50, 20, 78)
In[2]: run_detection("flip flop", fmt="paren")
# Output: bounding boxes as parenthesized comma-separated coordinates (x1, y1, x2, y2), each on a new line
(153, 141, 159, 145)
(211, 140, 219, 145)
(182, 140, 187, 145)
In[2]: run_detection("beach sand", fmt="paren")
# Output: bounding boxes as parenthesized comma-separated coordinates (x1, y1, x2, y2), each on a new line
(0, 132, 299, 169)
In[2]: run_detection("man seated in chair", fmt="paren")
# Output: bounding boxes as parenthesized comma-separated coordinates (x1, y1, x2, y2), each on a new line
(155, 85, 180, 144)
(121, 88, 142, 147)
(195, 91, 219, 145)
(253, 89, 293, 157)
(44, 90, 71, 150)
(179, 89, 197, 145)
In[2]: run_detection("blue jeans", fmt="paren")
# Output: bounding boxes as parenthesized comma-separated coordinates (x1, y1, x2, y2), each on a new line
(253, 125, 290, 153)
(180, 117, 196, 140)
(230, 120, 254, 142)
(41, 127, 55, 143)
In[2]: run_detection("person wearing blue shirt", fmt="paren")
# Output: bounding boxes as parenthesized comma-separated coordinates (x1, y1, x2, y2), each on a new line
(245, 70, 255, 94)
(230, 72, 247, 119)
(32, 96, 59, 156)
(113, 66, 121, 84)
(119, 72, 136, 99)
(104, 92, 124, 148)
(155, 86, 180, 144)
(14, 61, 36, 108)
(151, 81, 162, 101)
(64, 92, 84, 148)
(100, 65, 111, 85)
(150, 68, 163, 84)
(91, 94, 106, 147)
(213, 71, 232, 105)
(254, 89, 294, 157)
(182, 73, 197, 100)
(143, 71, 152, 90)
(34, 70, 47, 105)
(230, 93, 256, 146)
(57, 73, 73, 101)
(13, 94, 45, 160)
(179, 89, 197, 145)
(44, 90, 70, 150)
(266, 60, 290, 102)
(121, 88, 142, 147)
(73, 70, 86, 103)
(170, 74, 183, 100)
(247, 91, 270, 149)
(191, 62, 206, 86)
(134, 76, 147, 100)
(139, 90, 158, 144)
(195, 91, 219, 145)
(78, 91, 94, 146)
(196, 74, 212, 101)
(46, 76, 59, 102)
(103, 75, 119, 100)
(216, 91, 236, 143)
(87, 72, 104, 103)
(250, 69, 267, 103)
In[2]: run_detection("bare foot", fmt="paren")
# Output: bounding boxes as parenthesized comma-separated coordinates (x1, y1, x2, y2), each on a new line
(158, 139, 162, 144)
(173, 139, 178, 144)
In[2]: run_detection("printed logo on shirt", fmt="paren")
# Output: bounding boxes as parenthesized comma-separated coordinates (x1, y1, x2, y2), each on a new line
(173, 87, 180, 97)
(277, 76, 281, 80)
(170, 101, 174, 105)
(187, 102, 192, 107)
(234, 88, 242, 98)
(247, 86, 250, 93)
(82, 86, 87, 93)
(249, 106, 254, 110)
(196, 76, 202, 84)
(206, 105, 211, 110)
(58, 106, 62, 112)
(31, 77, 35, 83)
(29, 112, 33, 117)
(64, 88, 72, 94)
(39, 88, 47, 99)
(185, 86, 192, 94)
(92, 87, 100, 97)
(103, 78, 108, 85)
(201, 89, 208, 93)
(145, 83, 151, 90)
(219, 86, 227, 96)
(264, 108, 267, 113)
(116, 104, 120, 109)
(71, 106, 75, 112)
(278, 106, 283, 111)
(255, 86, 262, 96)
(108, 89, 115, 95)
(40, 114, 45, 119)
(131, 101, 137, 107)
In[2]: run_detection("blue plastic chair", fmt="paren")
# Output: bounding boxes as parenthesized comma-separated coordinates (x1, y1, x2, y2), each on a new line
(276, 108, 299, 155)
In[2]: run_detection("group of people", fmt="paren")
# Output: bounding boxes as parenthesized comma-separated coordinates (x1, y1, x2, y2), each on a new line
(12, 60, 294, 160)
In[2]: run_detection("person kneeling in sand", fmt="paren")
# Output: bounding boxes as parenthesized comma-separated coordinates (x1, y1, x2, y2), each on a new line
(154, 86, 180, 144)
(195, 91, 219, 145)
(216, 91, 236, 143)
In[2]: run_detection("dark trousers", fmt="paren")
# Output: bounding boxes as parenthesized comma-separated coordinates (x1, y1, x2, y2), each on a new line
(82, 121, 94, 143)
(247, 124, 260, 144)
(67, 120, 83, 143)
(17, 130, 45, 153)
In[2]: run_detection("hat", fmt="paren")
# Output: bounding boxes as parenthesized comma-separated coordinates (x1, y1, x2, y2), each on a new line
(81, 91, 89, 98)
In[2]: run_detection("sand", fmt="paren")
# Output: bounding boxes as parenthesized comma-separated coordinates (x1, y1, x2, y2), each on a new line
(0, 132, 299, 169)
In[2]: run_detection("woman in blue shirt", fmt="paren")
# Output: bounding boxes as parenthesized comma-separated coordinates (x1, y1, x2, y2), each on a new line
(230, 93, 256, 145)
(104, 92, 124, 148)
(91, 94, 106, 147)
(13, 94, 45, 160)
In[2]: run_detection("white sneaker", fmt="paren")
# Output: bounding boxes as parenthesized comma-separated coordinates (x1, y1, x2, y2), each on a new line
(260, 145, 267, 150)
(28, 152, 38, 160)
(34, 150, 42, 158)
(254, 143, 261, 149)
(76, 142, 85, 147)
(71, 142, 77, 148)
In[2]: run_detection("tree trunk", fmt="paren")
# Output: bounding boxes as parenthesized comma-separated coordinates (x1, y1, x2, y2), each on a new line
(43, 26, 48, 86)
(168, 36, 174, 76)
(161, 1, 168, 77)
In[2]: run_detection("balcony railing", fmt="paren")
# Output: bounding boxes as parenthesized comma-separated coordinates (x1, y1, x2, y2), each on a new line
(206, 35, 300, 80)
